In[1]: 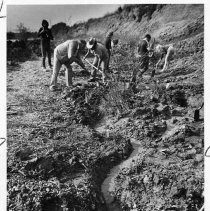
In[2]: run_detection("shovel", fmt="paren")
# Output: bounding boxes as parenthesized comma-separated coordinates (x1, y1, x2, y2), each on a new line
(84, 58, 103, 74)
(194, 102, 204, 121)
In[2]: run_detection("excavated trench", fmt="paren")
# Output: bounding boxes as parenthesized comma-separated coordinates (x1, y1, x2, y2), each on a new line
(94, 118, 144, 211)
(101, 141, 141, 211)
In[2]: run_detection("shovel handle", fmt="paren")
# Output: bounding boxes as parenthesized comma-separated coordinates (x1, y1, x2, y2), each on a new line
(84, 58, 103, 74)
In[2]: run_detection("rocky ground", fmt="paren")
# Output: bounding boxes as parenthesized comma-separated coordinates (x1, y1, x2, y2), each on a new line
(7, 45, 204, 211)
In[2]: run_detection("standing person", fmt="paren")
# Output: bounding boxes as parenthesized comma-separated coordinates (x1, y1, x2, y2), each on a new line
(50, 39, 88, 91)
(130, 34, 152, 84)
(155, 44, 175, 72)
(84, 37, 110, 83)
(38, 19, 53, 71)
(104, 31, 114, 72)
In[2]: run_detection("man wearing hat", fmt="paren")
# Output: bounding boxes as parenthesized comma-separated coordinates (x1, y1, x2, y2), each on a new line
(84, 38, 110, 83)
(50, 39, 88, 91)
(130, 34, 152, 84)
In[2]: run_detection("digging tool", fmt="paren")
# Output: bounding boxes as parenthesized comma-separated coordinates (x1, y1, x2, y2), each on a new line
(84, 58, 103, 74)
(194, 102, 204, 121)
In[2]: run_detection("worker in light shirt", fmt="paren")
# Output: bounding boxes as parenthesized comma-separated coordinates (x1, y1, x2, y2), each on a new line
(50, 39, 88, 91)
(155, 44, 175, 72)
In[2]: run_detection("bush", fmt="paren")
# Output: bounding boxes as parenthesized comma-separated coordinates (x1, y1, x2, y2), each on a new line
(7, 39, 51, 65)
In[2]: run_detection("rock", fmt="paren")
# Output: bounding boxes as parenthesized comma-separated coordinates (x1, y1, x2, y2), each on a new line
(186, 148, 197, 159)
(171, 108, 183, 116)
(15, 148, 33, 161)
(143, 175, 150, 184)
(166, 83, 171, 90)
(162, 105, 171, 116)
(195, 154, 203, 163)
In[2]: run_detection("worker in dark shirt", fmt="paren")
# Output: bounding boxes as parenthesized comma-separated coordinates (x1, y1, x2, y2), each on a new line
(130, 34, 152, 84)
(104, 31, 114, 72)
(38, 19, 53, 71)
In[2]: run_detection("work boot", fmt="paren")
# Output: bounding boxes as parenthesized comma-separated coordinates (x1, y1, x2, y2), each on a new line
(49, 85, 61, 92)
(42, 67, 49, 72)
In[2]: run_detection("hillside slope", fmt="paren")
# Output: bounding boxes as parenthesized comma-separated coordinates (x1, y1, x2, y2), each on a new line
(66, 4, 203, 44)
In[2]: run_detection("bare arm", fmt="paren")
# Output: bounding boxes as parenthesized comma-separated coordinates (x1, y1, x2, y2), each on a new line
(162, 54, 169, 72)
(74, 57, 87, 70)
(156, 53, 165, 68)
(97, 57, 102, 69)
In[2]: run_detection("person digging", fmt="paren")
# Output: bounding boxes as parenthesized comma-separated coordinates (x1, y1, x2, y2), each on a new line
(154, 43, 175, 72)
(84, 37, 111, 83)
(49, 39, 88, 91)
(130, 34, 153, 90)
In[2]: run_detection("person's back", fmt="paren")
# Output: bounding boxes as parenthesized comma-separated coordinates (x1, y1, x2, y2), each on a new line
(137, 39, 149, 56)
(93, 42, 109, 60)
(55, 40, 83, 61)
(105, 36, 112, 53)
(105, 31, 113, 53)
(56, 40, 73, 60)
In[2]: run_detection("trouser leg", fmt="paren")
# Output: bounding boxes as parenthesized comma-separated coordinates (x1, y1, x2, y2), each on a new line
(139, 56, 149, 76)
(130, 68, 138, 83)
(91, 57, 98, 78)
(41, 44, 46, 68)
(47, 47, 52, 68)
(101, 60, 107, 83)
(50, 53, 61, 87)
(65, 64, 73, 87)
(162, 48, 174, 72)
(107, 51, 111, 72)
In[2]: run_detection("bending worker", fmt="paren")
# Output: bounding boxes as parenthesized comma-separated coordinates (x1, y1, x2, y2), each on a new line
(84, 37, 110, 83)
(50, 39, 88, 91)
(155, 44, 175, 72)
